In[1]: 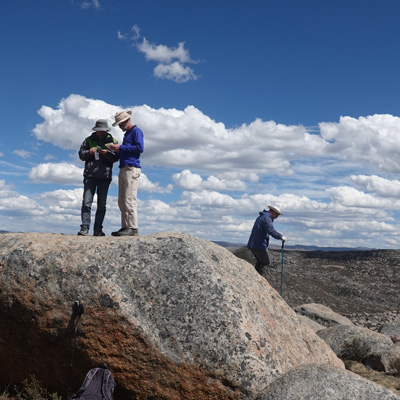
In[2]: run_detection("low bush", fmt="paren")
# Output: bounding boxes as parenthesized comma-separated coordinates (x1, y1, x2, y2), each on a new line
(1, 376, 61, 400)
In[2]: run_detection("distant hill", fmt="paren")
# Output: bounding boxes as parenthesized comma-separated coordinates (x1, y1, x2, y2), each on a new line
(0, 231, 9, 234)
(214, 241, 374, 252)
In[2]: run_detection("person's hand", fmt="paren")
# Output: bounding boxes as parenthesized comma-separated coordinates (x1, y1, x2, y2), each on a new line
(109, 144, 120, 151)
(99, 148, 107, 155)
(281, 236, 286, 242)
(89, 147, 97, 154)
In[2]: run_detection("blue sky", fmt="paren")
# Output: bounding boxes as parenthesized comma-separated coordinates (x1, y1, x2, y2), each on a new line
(2, 0, 400, 248)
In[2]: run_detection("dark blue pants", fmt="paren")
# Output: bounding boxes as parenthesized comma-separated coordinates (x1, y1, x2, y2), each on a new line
(250, 249, 270, 275)
(81, 178, 111, 232)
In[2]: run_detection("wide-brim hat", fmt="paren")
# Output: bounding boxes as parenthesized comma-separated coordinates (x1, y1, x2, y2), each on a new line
(92, 119, 110, 132)
(268, 205, 283, 215)
(113, 110, 132, 126)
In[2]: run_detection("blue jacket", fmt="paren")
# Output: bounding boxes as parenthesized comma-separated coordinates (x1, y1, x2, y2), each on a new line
(117, 125, 144, 168)
(247, 210, 283, 251)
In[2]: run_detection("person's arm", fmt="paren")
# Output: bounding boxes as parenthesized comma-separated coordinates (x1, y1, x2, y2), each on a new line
(264, 217, 283, 240)
(78, 139, 95, 161)
(119, 128, 144, 154)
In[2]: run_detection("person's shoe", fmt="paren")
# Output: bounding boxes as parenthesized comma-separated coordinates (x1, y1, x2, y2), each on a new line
(111, 228, 138, 237)
(77, 227, 89, 236)
(111, 228, 129, 236)
(93, 230, 105, 237)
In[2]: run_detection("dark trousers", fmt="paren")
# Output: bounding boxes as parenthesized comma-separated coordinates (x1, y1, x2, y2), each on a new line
(250, 249, 270, 275)
(81, 177, 111, 232)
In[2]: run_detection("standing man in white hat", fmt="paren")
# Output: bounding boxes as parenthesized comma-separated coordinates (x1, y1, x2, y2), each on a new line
(247, 205, 286, 276)
(109, 110, 144, 236)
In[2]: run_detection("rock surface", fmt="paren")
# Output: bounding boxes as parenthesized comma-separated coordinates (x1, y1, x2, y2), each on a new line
(254, 363, 400, 400)
(317, 325, 394, 371)
(294, 303, 355, 327)
(380, 319, 400, 340)
(234, 247, 400, 321)
(296, 315, 326, 332)
(0, 232, 343, 400)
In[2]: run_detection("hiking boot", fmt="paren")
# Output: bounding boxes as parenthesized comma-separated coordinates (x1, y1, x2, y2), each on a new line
(111, 228, 138, 237)
(93, 230, 105, 237)
(77, 226, 89, 236)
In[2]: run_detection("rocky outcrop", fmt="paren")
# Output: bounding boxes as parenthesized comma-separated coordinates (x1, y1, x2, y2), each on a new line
(255, 363, 400, 400)
(380, 320, 400, 341)
(317, 325, 394, 371)
(381, 342, 400, 374)
(0, 232, 343, 400)
(294, 303, 354, 327)
(296, 315, 326, 332)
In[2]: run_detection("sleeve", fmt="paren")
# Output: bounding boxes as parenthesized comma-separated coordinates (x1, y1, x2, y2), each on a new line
(104, 150, 119, 163)
(119, 127, 144, 154)
(264, 217, 283, 240)
(78, 139, 93, 161)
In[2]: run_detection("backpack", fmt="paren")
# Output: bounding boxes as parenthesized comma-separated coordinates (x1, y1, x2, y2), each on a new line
(72, 367, 116, 400)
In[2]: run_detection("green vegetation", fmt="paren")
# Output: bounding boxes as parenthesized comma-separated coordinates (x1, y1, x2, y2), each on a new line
(0, 376, 61, 400)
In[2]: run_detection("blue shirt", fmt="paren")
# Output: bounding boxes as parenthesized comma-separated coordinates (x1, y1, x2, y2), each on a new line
(117, 125, 144, 168)
(247, 210, 283, 251)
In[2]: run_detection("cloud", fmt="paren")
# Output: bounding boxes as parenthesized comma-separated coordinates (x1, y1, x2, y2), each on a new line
(320, 114, 400, 173)
(0, 159, 29, 171)
(349, 175, 400, 198)
(13, 149, 33, 159)
(326, 185, 400, 209)
(173, 169, 247, 191)
(29, 94, 340, 178)
(0, 180, 47, 218)
(28, 160, 172, 194)
(33, 94, 122, 150)
(29, 163, 83, 185)
(118, 27, 199, 82)
(139, 173, 173, 193)
(25, 94, 400, 248)
(154, 62, 198, 83)
(81, 0, 100, 9)
(137, 39, 194, 64)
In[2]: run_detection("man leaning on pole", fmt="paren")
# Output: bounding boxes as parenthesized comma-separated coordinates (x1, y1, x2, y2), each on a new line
(247, 205, 286, 276)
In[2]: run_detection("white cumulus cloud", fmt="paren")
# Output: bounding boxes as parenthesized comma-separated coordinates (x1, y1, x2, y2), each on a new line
(118, 26, 199, 83)
(29, 163, 83, 185)
(349, 175, 400, 198)
(320, 114, 400, 173)
(173, 169, 247, 191)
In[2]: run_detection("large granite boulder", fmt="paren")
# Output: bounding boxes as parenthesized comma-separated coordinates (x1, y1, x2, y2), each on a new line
(255, 363, 400, 400)
(380, 319, 400, 341)
(0, 232, 343, 399)
(317, 324, 394, 371)
(294, 303, 354, 327)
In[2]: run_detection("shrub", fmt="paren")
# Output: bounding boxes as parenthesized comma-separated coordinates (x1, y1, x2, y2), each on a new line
(1, 376, 61, 400)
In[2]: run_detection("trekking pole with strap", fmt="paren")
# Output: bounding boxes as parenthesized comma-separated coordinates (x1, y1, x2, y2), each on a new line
(67, 300, 84, 400)
(280, 240, 285, 296)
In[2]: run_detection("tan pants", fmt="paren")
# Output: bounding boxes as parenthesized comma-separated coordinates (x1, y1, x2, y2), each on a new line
(118, 166, 141, 229)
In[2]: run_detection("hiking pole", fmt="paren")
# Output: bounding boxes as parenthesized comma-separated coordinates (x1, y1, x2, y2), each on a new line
(67, 300, 84, 400)
(280, 240, 285, 296)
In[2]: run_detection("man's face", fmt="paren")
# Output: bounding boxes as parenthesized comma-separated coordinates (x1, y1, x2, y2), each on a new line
(270, 211, 279, 220)
(118, 120, 129, 131)
(96, 131, 107, 139)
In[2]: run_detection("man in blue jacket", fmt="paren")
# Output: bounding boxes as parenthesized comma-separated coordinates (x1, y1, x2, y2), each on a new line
(109, 110, 144, 237)
(247, 205, 286, 276)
